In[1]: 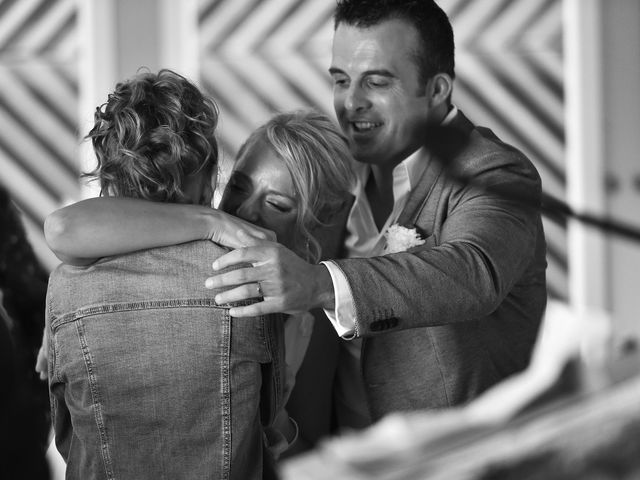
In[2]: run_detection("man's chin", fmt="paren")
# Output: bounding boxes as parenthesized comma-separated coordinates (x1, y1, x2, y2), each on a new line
(353, 152, 383, 165)
(349, 142, 382, 165)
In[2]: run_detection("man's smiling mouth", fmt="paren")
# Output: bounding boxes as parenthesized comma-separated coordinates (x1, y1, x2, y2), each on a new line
(352, 121, 382, 132)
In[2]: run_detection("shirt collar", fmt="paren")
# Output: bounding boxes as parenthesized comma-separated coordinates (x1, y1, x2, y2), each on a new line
(442, 104, 458, 126)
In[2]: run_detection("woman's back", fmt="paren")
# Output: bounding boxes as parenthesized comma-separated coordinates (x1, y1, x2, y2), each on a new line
(47, 241, 285, 480)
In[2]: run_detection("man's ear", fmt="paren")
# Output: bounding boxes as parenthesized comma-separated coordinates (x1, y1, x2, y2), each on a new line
(427, 73, 453, 107)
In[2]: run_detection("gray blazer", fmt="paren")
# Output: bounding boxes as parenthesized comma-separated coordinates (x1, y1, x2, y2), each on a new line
(334, 111, 547, 420)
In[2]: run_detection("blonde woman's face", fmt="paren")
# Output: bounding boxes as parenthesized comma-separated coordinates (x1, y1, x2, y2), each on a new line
(220, 141, 299, 249)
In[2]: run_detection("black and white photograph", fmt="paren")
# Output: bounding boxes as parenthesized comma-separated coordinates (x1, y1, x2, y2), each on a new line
(1, 1, 639, 479)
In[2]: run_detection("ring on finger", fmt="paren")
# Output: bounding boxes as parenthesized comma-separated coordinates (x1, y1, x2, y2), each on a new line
(256, 282, 264, 298)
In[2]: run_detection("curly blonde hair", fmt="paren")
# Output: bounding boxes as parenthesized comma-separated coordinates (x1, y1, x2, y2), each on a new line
(84, 69, 219, 204)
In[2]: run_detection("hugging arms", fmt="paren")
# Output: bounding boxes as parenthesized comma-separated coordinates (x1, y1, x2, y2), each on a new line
(45, 196, 272, 266)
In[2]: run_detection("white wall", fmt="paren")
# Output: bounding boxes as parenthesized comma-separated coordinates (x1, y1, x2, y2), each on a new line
(565, 0, 640, 342)
(602, 0, 640, 340)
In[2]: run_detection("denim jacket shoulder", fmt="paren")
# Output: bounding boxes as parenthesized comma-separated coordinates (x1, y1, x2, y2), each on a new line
(48, 240, 230, 324)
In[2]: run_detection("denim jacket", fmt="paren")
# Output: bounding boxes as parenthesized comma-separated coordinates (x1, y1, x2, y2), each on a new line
(46, 241, 284, 480)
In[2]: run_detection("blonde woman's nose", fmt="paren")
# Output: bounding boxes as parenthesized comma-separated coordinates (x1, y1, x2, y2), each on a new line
(235, 197, 260, 223)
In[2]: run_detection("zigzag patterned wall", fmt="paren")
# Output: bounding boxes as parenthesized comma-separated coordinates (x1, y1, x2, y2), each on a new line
(447, 0, 566, 299)
(198, 0, 337, 172)
(0, 0, 566, 299)
(198, 0, 567, 299)
(0, 0, 79, 271)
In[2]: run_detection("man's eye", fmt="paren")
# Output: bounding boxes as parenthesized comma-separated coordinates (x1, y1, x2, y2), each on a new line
(367, 78, 389, 88)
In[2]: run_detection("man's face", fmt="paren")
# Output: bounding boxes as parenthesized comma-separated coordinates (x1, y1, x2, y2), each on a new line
(330, 19, 435, 168)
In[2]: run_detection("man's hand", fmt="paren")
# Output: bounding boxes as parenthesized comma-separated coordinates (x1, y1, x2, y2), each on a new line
(204, 241, 335, 317)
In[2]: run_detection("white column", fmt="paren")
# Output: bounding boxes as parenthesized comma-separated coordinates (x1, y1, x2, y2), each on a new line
(158, 0, 200, 81)
(77, 0, 118, 198)
(601, 1, 640, 339)
(563, 0, 608, 311)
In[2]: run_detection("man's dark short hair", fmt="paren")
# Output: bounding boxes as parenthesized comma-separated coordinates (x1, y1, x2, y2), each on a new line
(334, 0, 455, 83)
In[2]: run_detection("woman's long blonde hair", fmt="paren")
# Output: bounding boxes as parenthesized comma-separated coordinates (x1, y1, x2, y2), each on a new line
(237, 110, 355, 262)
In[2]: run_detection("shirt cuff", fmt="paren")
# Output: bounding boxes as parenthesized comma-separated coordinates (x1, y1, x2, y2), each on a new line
(320, 260, 358, 338)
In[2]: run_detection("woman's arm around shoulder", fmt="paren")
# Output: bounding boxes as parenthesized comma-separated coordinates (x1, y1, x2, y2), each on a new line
(44, 197, 273, 265)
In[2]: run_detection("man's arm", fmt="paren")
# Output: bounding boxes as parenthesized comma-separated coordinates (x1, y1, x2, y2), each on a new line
(325, 163, 544, 335)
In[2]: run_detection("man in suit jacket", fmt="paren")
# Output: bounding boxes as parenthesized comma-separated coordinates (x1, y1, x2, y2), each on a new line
(206, 0, 546, 430)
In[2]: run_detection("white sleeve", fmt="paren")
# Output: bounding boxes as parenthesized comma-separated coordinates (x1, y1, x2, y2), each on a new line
(320, 260, 357, 339)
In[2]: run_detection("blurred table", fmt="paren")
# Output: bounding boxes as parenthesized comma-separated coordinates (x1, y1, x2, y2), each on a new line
(281, 360, 640, 480)
(42, 300, 640, 479)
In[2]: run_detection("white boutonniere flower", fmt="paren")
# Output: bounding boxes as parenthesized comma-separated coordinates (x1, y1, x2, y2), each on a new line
(383, 223, 425, 254)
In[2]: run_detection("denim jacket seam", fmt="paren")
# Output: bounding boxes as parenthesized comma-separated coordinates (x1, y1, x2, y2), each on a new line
(51, 298, 228, 330)
(47, 278, 64, 385)
(257, 314, 284, 427)
(75, 319, 116, 479)
(268, 315, 283, 409)
(220, 308, 232, 480)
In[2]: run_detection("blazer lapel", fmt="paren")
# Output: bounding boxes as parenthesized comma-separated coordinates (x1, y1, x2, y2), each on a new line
(397, 150, 443, 230)
(398, 111, 475, 232)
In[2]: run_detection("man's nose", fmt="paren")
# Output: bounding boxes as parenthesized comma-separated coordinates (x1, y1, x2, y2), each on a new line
(344, 85, 369, 112)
